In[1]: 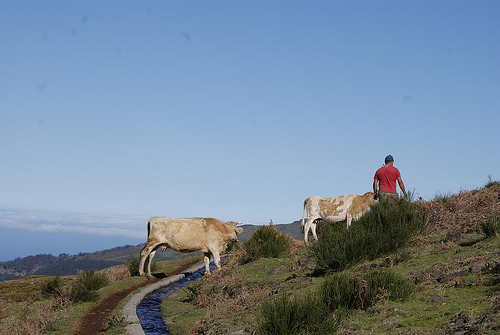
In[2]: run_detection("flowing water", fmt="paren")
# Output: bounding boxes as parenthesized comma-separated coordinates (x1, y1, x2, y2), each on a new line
(137, 263, 217, 334)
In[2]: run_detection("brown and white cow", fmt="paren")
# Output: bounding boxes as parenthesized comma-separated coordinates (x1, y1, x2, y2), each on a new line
(301, 192, 377, 242)
(139, 217, 243, 278)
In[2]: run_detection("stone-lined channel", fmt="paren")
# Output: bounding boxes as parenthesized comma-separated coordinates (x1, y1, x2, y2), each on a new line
(136, 263, 217, 334)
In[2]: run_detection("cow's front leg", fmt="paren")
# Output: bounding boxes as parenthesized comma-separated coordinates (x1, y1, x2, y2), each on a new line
(210, 247, 221, 270)
(203, 253, 211, 275)
(346, 214, 353, 228)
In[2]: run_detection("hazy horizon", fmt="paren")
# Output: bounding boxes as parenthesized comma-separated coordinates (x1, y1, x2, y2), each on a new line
(0, 208, 288, 261)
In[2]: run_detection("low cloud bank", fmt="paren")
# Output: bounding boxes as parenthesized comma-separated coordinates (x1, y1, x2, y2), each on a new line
(0, 209, 148, 239)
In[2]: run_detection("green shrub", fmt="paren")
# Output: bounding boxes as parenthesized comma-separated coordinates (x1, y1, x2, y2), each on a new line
(310, 198, 426, 273)
(70, 283, 99, 303)
(126, 257, 141, 276)
(69, 270, 108, 303)
(78, 269, 108, 291)
(481, 216, 500, 237)
(309, 222, 371, 273)
(434, 191, 451, 204)
(362, 197, 425, 250)
(485, 181, 500, 188)
(41, 273, 63, 298)
(244, 225, 291, 260)
(224, 241, 239, 254)
(364, 270, 415, 303)
(485, 175, 500, 188)
(106, 313, 128, 331)
(318, 273, 369, 311)
(257, 292, 340, 335)
(184, 280, 203, 303)
(318, 271, 414, 313)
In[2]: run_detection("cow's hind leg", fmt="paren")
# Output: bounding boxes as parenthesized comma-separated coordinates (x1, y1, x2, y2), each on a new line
(139, 243, 160, 278)
(311, 221, 319, 241)
(139, 244, 151, 277)
(303, 218, 312, 242)
(146, 249, 158, 278)
(304, 218, 319, 242)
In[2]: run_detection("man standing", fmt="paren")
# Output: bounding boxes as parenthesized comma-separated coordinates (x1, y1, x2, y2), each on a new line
(373, 155, 407, 199)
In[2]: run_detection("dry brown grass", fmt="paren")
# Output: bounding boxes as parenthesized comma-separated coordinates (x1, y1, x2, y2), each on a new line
(225, 243, 252, 267)
(192, 258, 266, 312)
(0, 296, 72, 335)
(99, 264, 131, 283)
(417, 184, 500, 234)
(183, 264, 267, 335)
(0, 276, 46, 303)
(0, 274, 76, 335)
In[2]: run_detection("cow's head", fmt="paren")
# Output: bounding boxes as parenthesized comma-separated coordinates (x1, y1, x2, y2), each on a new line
(364, 191, 378, 205)
(225, 221, 243, 242)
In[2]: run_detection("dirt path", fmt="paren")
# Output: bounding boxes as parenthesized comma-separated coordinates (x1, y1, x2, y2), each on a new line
(74, 260, 200, 335)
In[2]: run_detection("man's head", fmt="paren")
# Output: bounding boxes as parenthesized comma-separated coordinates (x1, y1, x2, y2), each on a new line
(385, 155, 394, 164)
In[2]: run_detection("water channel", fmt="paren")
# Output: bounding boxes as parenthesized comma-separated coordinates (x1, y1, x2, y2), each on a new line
(137, 263, 217, 334)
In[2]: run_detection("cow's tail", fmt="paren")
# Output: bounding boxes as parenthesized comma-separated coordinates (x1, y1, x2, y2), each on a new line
(139, 219, 152, 277)
(146, 219, 152, 239)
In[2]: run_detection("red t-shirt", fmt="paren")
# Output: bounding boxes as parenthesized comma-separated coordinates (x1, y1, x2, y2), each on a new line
(374, 165, 401, 193)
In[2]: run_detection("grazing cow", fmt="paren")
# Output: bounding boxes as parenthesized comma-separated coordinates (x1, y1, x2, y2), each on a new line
(301, 192, 377, 242)
(139, 217, 243, 278)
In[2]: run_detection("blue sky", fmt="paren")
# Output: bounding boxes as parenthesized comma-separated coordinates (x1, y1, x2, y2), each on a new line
(1, 1, 499, 261)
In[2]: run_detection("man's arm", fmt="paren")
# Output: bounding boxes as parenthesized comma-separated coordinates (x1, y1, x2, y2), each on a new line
(397, 177, 407, 197)
(373, 178, 378, 194)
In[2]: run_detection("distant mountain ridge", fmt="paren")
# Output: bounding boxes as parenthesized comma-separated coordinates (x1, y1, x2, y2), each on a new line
(0, 220, 302, 281)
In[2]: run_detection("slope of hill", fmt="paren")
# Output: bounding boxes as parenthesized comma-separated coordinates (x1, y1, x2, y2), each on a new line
(161, 184, 500, 334)
(418, 182, 500, 233)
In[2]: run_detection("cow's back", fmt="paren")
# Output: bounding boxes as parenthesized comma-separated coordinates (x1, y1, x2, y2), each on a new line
(307, 195, 353, 218)
(149, 217, 224, 252)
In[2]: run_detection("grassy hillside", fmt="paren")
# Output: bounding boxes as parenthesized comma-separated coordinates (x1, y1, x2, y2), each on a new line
(162, 184, 500, 334)
(0, 183, 498, 334)
(163, 234, 499, 334)
(0, 257, 200, 334)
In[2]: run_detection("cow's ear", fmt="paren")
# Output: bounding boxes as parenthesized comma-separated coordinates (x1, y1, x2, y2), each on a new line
(236, 227, 243, 233)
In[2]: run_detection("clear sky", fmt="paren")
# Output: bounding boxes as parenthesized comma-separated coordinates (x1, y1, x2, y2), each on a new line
(1, 1, 499, 261)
